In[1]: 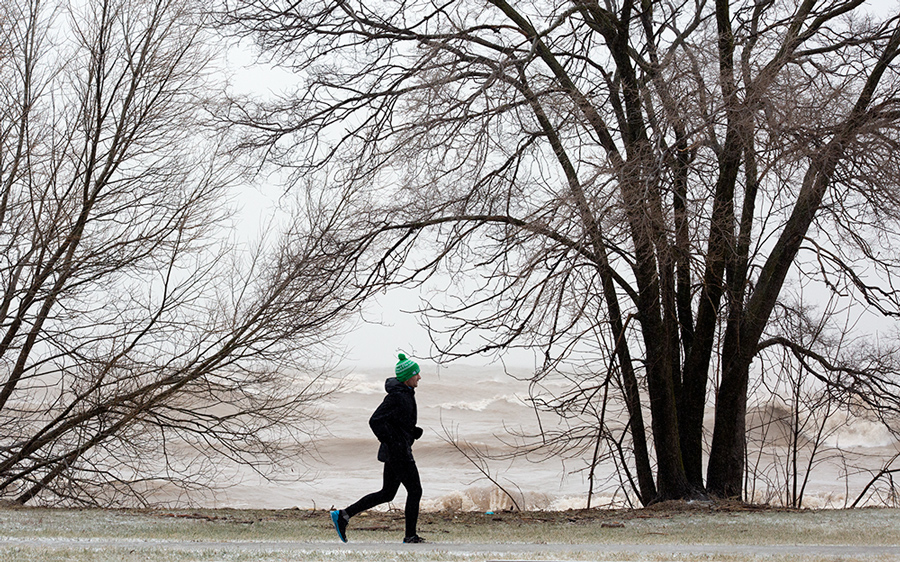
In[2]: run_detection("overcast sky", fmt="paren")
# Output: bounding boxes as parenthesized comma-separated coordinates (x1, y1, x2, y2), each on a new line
(227, 0, 899, 373)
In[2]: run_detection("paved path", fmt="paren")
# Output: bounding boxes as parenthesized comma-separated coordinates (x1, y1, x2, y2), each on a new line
(2, 537, 899, 558)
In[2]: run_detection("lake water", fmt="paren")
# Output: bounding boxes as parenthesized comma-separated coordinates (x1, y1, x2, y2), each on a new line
(171, 363, 900, 511)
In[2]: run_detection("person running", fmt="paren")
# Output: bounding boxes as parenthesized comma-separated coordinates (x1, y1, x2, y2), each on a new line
(331, 353, 426, 544)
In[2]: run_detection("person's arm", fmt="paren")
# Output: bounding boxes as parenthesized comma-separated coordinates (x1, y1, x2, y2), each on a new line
(369, 394, 401, 445)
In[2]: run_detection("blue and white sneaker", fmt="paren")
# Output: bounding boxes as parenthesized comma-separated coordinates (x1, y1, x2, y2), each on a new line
(331, 509, 348, 543)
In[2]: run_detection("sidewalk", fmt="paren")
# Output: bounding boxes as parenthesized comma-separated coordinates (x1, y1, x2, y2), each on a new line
(3, 536, 899, 559)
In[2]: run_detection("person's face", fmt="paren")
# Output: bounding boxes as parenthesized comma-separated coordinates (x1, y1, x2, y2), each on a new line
(405, 373, 421, 388)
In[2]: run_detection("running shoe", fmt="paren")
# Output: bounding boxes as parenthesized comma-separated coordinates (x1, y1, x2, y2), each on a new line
(330, 509, 348, 543)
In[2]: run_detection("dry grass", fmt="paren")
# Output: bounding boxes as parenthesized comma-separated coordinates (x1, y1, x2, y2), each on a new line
(0, 501, 898, 561)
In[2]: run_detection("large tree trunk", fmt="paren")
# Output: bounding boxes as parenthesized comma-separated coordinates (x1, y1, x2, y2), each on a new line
(706, 324, 752, 498)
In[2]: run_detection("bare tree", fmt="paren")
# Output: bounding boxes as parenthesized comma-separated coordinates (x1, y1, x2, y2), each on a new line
(439, 424, 524, 511)
(223, 0, 900, 504)
(743, 298, 853, 508)
(0, 0, 373, 506)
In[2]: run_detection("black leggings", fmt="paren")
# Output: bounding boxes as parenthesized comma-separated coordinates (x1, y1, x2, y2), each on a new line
(345, 459, 422, 537)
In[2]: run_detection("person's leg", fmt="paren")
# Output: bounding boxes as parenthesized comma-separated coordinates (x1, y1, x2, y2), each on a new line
(332, 463, 402, 542)
(393, 461, 423, 539)
(344, 462, 401, 518)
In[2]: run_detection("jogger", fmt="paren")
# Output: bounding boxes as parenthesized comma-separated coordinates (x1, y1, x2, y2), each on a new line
(331, 353, 426, 544)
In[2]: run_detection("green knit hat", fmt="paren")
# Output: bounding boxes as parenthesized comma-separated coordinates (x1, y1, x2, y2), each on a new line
(395, 353, 420, 382)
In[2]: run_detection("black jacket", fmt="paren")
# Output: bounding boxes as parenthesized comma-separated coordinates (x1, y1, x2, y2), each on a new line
(368, 377, 423, 463)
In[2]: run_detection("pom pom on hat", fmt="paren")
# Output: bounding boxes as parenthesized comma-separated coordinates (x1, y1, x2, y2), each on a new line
(395, 353, 420, 382)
